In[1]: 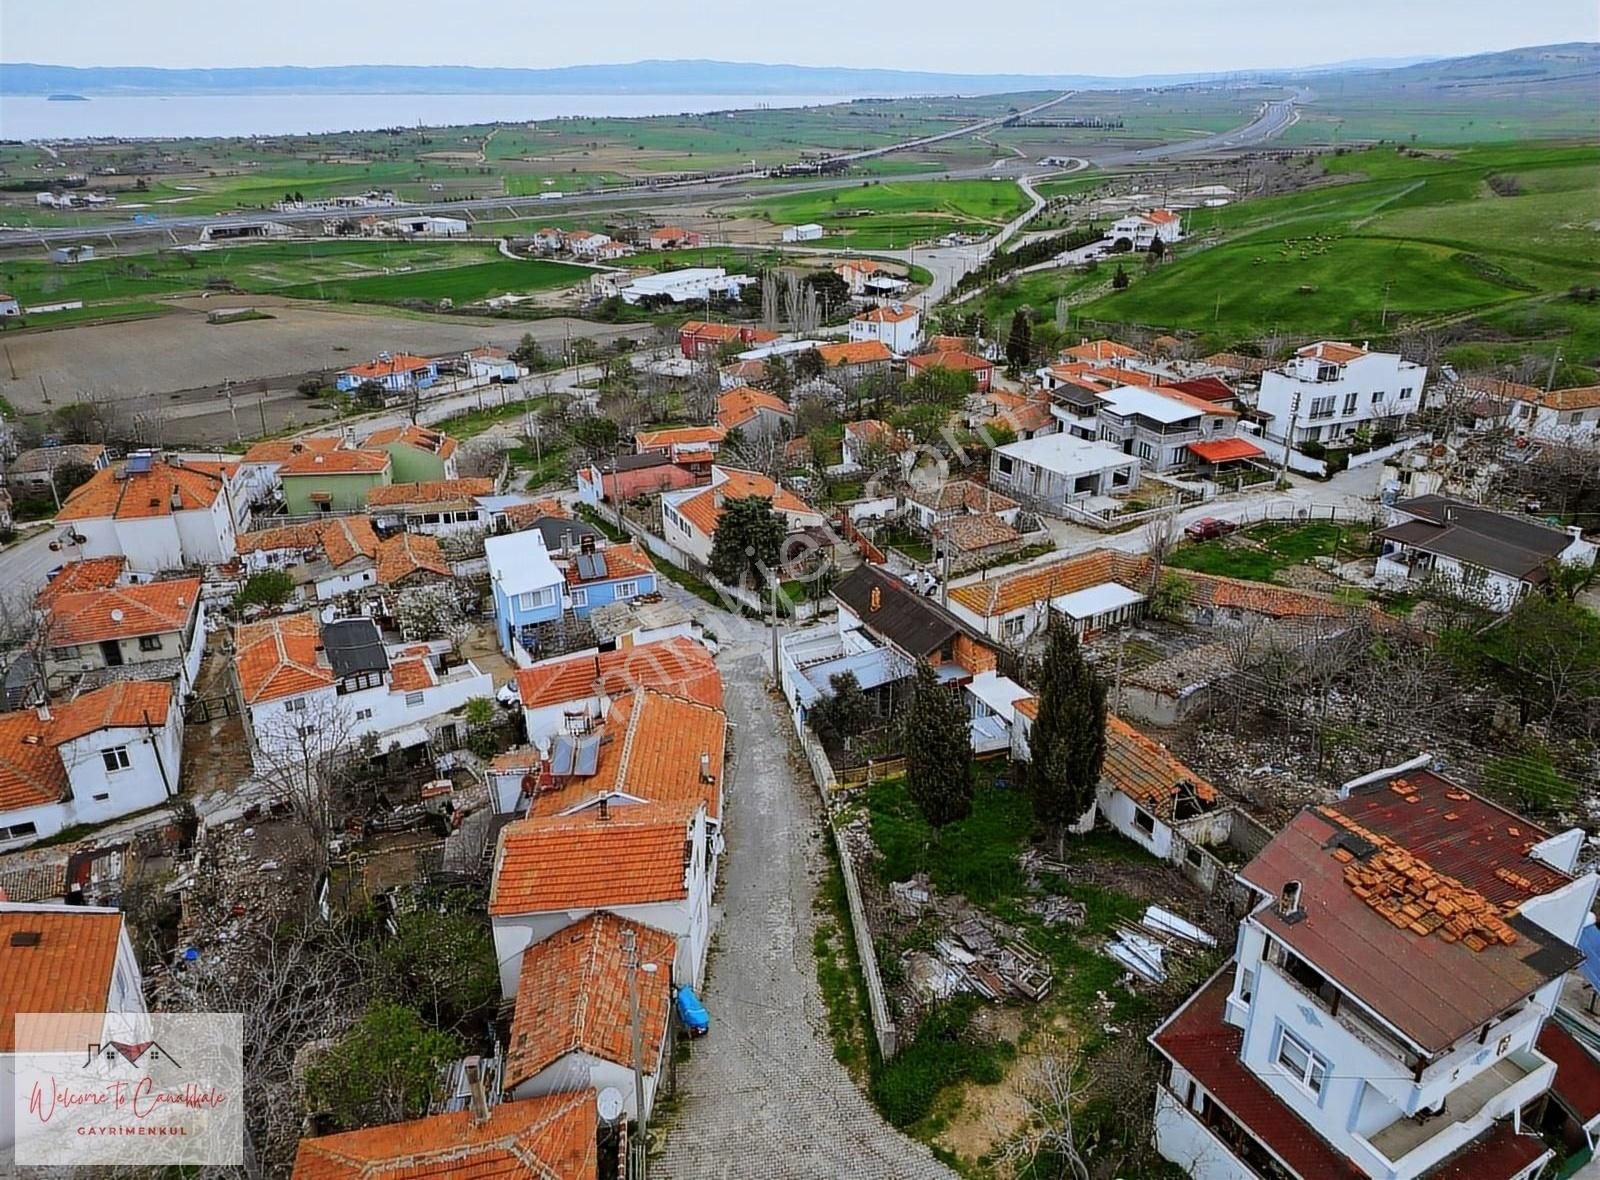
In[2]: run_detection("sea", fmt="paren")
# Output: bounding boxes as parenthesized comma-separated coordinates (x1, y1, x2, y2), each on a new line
(0, 92, 863, 141)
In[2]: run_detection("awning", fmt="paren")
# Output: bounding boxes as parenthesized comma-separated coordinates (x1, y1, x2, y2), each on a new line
(1050, 582, 1146, 620)
(375, 724, 431, 752)
(1187, 437, 1265, 464)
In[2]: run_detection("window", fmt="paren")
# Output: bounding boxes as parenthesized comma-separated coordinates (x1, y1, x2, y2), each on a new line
(1275, 1029, 1328, 1097)
(1137, 441, 1156, 461)
(996, 455, 1014, 475)
(517, 587, 555, 611)
(1371, 389, 1386, 405)
(51, 645, 81, 660)
(283, 697, 307, 713)
(138, 634, 163, 652)
(1002, 615, 1026, 641)
(1342, 392, 1359, 415)
(570, 588, 588, 607)
(405, 691, 425, 708)
(1400, 386, 1414, 400)
(614, 580, 638, 599)
(354, 707, 373, 721)
(1309, 396, 1336, 420)
(338, 672, 383, 695)
(1185, 844, 1205, 868)
(101, 746, 131, 773)
(1133, 807, 1156, 836)
(1, 821, 38, 841)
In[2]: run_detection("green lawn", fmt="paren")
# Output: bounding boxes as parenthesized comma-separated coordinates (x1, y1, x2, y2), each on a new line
(1165, 521, 1365, 582)
(748, 179, 1029, 249)
(275, 257, 587, 305)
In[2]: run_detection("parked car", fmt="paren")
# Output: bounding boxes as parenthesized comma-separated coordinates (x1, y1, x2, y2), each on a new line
(676, 984, 710, 1037)
(1184, 516, 1240, 541)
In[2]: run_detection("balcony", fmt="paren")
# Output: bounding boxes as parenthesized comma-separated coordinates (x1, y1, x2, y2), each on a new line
(1361, 1047, 1553, 1173)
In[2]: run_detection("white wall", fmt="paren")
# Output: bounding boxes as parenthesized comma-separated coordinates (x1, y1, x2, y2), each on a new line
(511, 1052, 660, 1122)
(1153, 1085, 1259, 1180)
(54, 714, 180, 827)
(1257, 351, 1426, 445)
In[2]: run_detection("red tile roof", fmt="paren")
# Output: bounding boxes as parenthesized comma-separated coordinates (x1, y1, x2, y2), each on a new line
(816, 340, 893, 367)
(0, 683, 173, 811)
(716, 386, 793, 431)
(672, 467, 819, 539)
(366, 479, 492, 508)
(635, 425, 727, 452)
(948, 549, 1153, 617)
(278, 449, 391, 477)
(36, 557, 127, 606)
(505, 913, 674, 1088)
(387, 659, 436, 693)
(241, 435, 346, 466)
(45, 578, 199, 645)
(1187, 437, 1265, 464)
(489, 805, 694, 916)
(908, 349, 992, 374)
(853, 304, 918, 324)
(237, 518, 379, 569)
(56, 460, 230, 522)
(290, 1090, 598, 1180)
(1541, 1023, 1600, 1125)
(234, 612, 332, 704)
(562, 541, 655, 586)
(363, 423, 459, 461)
(1298, 341, 1367, 365)
(1061, 339, 1143, 365)
(1167, 376, 1237, 403)
(1103, 715, 1218, 817)
(374, 533, 451, 585)
(0, 907, 124, 1054)
(515, 637, 721, 712)
(341, 353, 434, 381)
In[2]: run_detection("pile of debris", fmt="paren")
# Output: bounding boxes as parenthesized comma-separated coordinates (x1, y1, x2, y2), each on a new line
(902, 907, 1054, 1004)
(1105, 905, 1217, 985)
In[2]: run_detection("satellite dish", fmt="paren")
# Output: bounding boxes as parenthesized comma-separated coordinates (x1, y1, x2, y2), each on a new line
(110, 609, 124, 622)
(596, 1087, 625, 1124)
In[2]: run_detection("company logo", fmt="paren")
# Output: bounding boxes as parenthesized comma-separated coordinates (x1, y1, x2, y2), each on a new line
(11, 1013, 243, 1167)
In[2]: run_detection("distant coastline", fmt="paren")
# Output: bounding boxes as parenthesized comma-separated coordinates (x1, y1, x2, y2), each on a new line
(45, 93, 88, 101)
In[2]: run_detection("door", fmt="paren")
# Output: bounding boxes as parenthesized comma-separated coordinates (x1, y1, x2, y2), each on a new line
(100, 640, 123, 667)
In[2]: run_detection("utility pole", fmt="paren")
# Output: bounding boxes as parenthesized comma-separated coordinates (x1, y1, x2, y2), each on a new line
(1277, 391, 1301, 484)
(224, 380, 241, 443)
(770, 577, 780, 681)
(1545, 348, 1562, 394)
(622, 929, 655, 1180)
(258, 396, 268, 436)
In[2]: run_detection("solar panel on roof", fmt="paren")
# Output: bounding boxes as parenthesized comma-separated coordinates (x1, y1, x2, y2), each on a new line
(573, 734, 601, 777)
(549, 735, 576, 776)
(126, 453, 153, 474)
(591, 553, 608, 579)
(574, 553, 594, 580)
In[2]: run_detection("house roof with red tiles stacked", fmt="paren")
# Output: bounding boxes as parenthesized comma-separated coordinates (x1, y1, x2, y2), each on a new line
(340, 353, 434, 381)
(290, 1089, 598, 1180)
(363, 423, 459, 461)
(42, 577, 201, 646)
(373, 532, 451, 585)
(366, 478, 492, 510)
(504, 912, 674, 1090)
(670, 467, 819, 540)
(35, 557, 128, 607)
(852, 304, 919, 325)
(240, 435, 347, 467)
(233, 612, 333, 705)
(0, 904, 128, 1054)
(0, 684, 174, 813)
(715, 386, 793, 431)
(816, 340, 894, 367)
(236, 517, 380, 571)
(277, 449, 391, 477)
(56, 457, 233, 523)
(515, 637, 722, 713)
(635, 425, 728, 453)
(907, 349, 992, 375)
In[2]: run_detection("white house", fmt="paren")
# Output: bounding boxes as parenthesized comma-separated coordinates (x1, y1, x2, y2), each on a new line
(1150, 758, 1593, 1180)
(232, 613, 492, 769)
(848, 303, 922, 355)
(1375, 494, 1596, 611)
(40, 574, 206, 696)
(945, 548, 1154, 646)
(1105, 208, 1183, 250)
(564, 229, 612, 258)
(783, 223, 824, 242)
(989, 433, 1140, 513)
(501, 911, 675, 1123)
(0, 682, 181, 850)
(235, 517, 381, 601)
(1506, 384, 1600, 441)
(54, 454, 240, 573)
(617, 267, 754, 306)
(1257, 341, 1428, 448)
(366, 479, 494, 537)
(464, 347, 522, 383)
(660, 466, 825, 568)
(0, 293, 19, 317)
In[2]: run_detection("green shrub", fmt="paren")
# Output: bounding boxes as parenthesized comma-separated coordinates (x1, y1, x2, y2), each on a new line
(238, 569, 295, 608)
(871, 995, 1015, 1126)
(1298, 439, 1326, 459)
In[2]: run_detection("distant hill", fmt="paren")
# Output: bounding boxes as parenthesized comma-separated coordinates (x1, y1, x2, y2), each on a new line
(2, 46, 1593, 99)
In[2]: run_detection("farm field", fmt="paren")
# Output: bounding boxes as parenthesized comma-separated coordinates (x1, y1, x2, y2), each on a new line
(1059, 141, 1600, 380)
(743, 179, 1030, 248)
(274, 256, 587, 304)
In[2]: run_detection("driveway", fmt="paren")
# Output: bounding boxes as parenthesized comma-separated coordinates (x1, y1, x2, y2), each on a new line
(655, 591, 957, 1180)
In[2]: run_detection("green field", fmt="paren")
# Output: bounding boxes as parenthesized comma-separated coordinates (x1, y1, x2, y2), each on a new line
(745, 179, 1030, 248)
(1060, 142, 1600, 378)
(0, 239, 585, 314)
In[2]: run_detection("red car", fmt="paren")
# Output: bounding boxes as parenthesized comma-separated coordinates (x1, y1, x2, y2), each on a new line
(1184, 517, 1240, 541)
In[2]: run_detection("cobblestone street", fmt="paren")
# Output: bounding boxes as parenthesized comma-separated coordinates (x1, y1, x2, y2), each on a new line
(654, 608, 958, 1180)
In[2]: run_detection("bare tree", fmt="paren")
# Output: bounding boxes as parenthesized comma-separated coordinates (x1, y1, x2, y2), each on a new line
(456, 435, 510, 480)
(251, 695, 359, 863)
(1000, 1049, 1093, 1180)
(1140, 507, 1181, 594)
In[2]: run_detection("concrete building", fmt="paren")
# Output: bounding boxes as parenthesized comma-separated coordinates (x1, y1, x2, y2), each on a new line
(277, 449, 392, 514)
(1091, 384, 1242, 474)
(783, 223, 825, 242)
(361, 424, 460, 483)
(1150, 759, 1593, 1180)
(1105, 209, 1182, 250)
(54, 454, 240, 572)
(1257, 342, 1427, 448)
(849, 304, 922, 355)
(618, 267, 753, 305)
(989, 433, 1140, 512)
(366, 479, 493, 537)
(485, 531, 567, 663)
(39, 574, 205, 695)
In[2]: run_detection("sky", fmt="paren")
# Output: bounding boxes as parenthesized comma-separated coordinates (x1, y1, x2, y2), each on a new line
(2, 0, 1595, 75)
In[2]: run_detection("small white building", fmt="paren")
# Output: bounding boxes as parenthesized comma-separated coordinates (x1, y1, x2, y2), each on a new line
(564, 230, 612, 258)
(1375, 494, 1596, 611)
(1257, 341, 1427, 448)
(783, 223, 825, 242)
(0, 293, 19, 317)
(387, 215, 469, 237)
(49, 245, 95, 264)
(1105, 208, 1182, 250)
(618, 267, 754, 306)
(848, 303, 922, 355)
(0, 682, 181, 850)
(989, 433, 1139, 512)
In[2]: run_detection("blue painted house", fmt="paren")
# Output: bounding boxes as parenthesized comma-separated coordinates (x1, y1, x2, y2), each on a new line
(335, 352, 439, 394)
(562, 541, 658, 618)
(485, 531, 567, 661)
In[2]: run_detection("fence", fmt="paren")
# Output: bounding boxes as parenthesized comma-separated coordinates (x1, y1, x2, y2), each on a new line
(833, 756, 909, 790)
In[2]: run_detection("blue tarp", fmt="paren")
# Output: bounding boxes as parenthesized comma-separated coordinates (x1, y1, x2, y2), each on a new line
(676, 985, 710, 1036)
(1579, 924, 1600, 992)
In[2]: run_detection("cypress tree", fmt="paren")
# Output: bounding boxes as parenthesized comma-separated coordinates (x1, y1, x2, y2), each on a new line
(1028, 617, 1108, 855)
(901, 660, 973, 831)
(1006, 309, 1033, 370)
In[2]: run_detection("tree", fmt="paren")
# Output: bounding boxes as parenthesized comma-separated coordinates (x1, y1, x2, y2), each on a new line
(708, 495, 786, 588)
(891, 403, 951, 446)
(377, 902, 500, 1031)
(1028, 618, 1107, 854)
(795, 347, 825, 380)
(355, 378, 387, 408)
(238, 570, 295, 609)
(903, 363, 976, 408)
(811, 670, 873, 745)
(566, 414, 621, 461)
(764, 353, 794, 400)
(901, 660, 973, 831)
(803, 269, 851, 320)
(1006, 309, 1033, 370)
(511, 332, 549, 370)
(1111, 264, 1131, 290)
(1148, 235, 1167, 262)
(462, 695, 501, 759)
(304, 1002, 461, 1130)
(1447, 594, 1600, 729)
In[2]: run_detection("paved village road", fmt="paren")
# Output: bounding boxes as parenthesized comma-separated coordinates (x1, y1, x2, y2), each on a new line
(654, 600, 958, 1180)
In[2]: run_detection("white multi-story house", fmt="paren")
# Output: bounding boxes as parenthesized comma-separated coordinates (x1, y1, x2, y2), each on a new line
(661, 466, 825, 568)
(1257, 342, 1428, 448)
(55, 453, 240, 572)
(1150, 757, 1596, 1180)
(0, 682, 181, 850)
(39, 573, 206, 695)
(1106, 208, 1183, 250)
(232, 613, 492, 769)
(366, 479, 494, 536)
(1088, 384, 1244, 474)
(1375, 494, 1595, 611)
(849, 304, 922, 355)
(564, 229, 612, 258)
